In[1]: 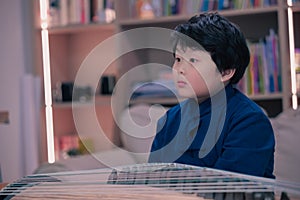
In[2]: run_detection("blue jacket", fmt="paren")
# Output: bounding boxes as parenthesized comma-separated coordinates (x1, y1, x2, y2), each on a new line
(148, 84, 275, 178)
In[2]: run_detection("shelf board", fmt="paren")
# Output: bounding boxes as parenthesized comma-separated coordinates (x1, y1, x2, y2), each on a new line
(129, 92, 284, 106)
(52, 95, 112, 108)
(117, 15, 190, 27)
(247, 92, 283, 100)
(52, 101, 95, 108)
(47, 22, 115, 34)
(130, 96, 184, 106)
(220, 5, 280, 16)
(117, 6, 280, 27)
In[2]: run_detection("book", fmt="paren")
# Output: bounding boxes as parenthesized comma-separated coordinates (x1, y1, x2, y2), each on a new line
(239, 29, 280, 95)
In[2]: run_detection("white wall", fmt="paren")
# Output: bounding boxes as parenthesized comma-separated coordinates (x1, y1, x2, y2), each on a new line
(0, 0, 37, 183)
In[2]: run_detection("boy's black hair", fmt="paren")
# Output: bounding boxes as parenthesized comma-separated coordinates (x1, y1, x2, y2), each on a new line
(171, 12, 250, 84)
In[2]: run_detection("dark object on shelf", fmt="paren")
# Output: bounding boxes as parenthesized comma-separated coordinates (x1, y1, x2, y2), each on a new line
(61, 82, 74, 102)
(255, 99, 283, 118)
(67, 148, 81, 157)
(101, 75, 116, 95)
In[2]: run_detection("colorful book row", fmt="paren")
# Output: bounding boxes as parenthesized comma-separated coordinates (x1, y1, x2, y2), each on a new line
(237, 29, 281, 95)
(131, 0, 278, 19)
(47, 0, 115, 27)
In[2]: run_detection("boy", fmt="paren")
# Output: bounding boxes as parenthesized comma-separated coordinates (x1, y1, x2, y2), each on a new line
(148, 12, 275, 178)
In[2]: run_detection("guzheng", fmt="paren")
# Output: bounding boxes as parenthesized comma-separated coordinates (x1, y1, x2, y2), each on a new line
(0, 163, 299, 200)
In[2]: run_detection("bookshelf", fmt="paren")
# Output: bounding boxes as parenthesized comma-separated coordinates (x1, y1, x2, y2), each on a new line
(37, 0, 294, 163)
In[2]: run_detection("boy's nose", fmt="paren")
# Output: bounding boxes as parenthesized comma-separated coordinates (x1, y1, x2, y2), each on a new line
(178, 66, 184, 74)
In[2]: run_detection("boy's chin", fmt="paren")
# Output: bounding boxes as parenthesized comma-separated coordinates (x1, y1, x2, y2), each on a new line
(177, 92, 198, 100)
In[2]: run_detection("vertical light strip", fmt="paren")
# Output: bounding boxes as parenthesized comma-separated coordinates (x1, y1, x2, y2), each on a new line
(40, 0, 55, 163)
(287, 0, 298, 109)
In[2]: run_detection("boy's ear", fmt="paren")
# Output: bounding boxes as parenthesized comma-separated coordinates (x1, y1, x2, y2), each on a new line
(221, 69, 236, 82)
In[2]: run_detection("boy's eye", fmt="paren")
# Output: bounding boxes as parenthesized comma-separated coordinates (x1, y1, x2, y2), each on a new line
(189, 58, 198, 63)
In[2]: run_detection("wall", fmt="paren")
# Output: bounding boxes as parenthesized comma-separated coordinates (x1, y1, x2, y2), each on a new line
(0, 0, 38, 183)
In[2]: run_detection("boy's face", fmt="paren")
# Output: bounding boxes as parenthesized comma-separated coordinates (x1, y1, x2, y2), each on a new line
(172, 46, 224, 102)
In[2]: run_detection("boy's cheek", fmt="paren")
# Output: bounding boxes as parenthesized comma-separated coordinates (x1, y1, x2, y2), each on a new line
(195, 68, 223, 88)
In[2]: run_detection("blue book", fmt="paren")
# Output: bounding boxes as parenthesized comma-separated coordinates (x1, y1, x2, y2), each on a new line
(218, 0, 224, 10)
(202, 0, 209, 11)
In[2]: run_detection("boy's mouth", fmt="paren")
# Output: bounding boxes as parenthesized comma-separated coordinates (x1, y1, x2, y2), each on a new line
(176, 80, 187, 88)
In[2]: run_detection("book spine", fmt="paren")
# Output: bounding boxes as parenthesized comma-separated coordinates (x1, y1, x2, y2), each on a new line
(60, 0, 69, 25)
